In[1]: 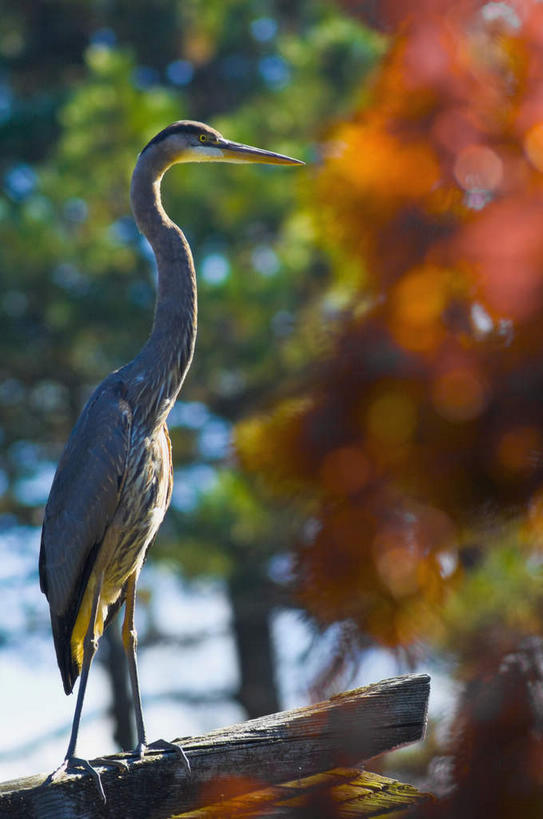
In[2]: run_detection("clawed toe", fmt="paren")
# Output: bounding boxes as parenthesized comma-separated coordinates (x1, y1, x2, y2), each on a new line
(48, 756, 107, 802)
(146, 738, 191, 774)
(43, 738, 191, 805)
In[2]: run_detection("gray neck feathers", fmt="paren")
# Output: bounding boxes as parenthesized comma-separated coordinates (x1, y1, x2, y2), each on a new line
(128, 146, 198, 426)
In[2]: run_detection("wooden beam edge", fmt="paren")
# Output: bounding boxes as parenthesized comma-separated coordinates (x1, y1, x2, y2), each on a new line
(0, 673, 431, 819)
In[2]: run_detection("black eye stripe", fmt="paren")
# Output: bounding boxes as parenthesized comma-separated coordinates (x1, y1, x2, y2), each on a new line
(141, 121, 223, 154)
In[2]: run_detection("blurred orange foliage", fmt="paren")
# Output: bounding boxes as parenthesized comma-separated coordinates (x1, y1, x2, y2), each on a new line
(237, 0, 543, 660)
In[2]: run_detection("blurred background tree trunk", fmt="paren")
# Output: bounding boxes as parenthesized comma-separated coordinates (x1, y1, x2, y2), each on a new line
(228, 573, 280, 719)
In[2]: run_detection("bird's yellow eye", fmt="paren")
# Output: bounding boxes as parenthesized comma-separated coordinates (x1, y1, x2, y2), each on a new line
(199, 134, 207, 143)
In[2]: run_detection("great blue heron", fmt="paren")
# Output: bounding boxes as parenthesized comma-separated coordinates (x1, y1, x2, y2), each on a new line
(39, 120, 303, 799)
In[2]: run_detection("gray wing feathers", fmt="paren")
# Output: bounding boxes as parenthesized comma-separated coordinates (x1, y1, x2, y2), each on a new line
(40, 378, 132, 616)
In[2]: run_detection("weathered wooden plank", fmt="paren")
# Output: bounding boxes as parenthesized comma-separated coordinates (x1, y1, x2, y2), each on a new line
(0, 673, 430, 819)
(172, 767, 433, 818)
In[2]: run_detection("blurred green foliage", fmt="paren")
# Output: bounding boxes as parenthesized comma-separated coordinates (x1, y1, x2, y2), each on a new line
(0, 1, 379, 605)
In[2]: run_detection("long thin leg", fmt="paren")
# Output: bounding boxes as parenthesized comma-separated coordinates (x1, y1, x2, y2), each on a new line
(121, 571, 147, 754)
(65, 574, 103, 759)
(50, 572, 109, 799)
(122, 571, 190, 773)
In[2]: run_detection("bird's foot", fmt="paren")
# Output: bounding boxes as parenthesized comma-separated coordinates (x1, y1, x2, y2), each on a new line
(139, 738, 191, 774)
(47, 756, 108, 802)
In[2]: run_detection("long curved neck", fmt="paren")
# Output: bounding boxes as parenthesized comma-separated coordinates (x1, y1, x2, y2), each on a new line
(128, 148, 197, 426)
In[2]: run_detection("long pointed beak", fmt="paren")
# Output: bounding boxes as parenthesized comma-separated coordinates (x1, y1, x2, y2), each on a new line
(217, 139, 304, 166)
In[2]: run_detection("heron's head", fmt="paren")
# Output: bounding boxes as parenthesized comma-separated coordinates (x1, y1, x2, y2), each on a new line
(141, 120, 304, 167)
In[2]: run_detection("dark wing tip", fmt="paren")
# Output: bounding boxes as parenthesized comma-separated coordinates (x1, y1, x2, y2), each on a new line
(51, 610, 80, 694)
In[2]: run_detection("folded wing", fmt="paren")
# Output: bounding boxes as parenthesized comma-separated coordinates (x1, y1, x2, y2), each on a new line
(39, 376, 132, 691)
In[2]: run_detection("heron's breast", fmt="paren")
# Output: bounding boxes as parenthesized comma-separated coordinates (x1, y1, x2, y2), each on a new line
(70, 427, 173, 670)
(103, 423, 173, 590)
